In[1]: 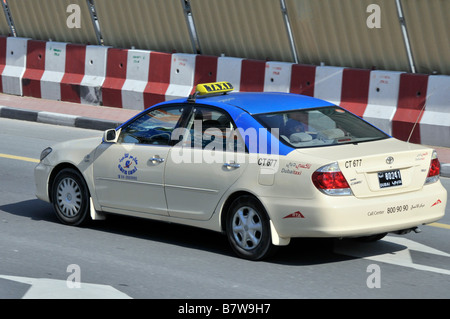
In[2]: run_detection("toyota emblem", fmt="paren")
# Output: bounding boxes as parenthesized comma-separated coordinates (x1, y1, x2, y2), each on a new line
(386, 156, 394, 165)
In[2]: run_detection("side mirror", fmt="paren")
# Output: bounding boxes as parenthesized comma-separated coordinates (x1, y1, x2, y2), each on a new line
(103, 129, 119, 143)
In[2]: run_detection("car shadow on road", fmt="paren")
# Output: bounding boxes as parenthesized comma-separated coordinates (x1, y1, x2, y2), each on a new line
(271, 237, 408, 266)
(1, 199, 408, 265)
(88, 214, 409, 266)
(0, 199, 56, 222)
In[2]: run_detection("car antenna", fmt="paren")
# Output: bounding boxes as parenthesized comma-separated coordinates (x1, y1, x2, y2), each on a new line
(406, 86, 433, 143)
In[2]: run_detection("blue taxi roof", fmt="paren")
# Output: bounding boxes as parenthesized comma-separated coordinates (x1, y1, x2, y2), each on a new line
(192, 92, 335, 114)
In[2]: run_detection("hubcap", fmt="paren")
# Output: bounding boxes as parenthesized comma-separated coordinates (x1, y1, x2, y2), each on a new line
(56, 177, 82, 218)
(231, 206, 263, 250)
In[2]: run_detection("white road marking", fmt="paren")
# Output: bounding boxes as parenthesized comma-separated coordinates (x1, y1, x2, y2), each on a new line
(0, 275, 132, 299)
(334, 236, 450, 275)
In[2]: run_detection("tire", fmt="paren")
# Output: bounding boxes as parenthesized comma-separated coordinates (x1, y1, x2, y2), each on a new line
(51, 168, 90, 226)
(226, 195, 277, 260)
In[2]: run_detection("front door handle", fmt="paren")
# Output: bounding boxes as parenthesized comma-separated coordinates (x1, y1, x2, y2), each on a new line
(149, 156, 165, 164)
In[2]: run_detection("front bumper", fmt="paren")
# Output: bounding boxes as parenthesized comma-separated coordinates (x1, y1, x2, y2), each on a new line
(34, 161, 53, 203)
(262, 181, 447, 239)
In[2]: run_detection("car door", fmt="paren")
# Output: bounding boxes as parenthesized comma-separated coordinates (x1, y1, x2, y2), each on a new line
(93, 105, 185, 216)
(164, 105, 248, 220)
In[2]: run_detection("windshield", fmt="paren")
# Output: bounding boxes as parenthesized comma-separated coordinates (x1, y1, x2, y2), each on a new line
(253, 106, 389, 148)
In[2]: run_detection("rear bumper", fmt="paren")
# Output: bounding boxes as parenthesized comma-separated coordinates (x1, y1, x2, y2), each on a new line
(262, 182, 447, 239)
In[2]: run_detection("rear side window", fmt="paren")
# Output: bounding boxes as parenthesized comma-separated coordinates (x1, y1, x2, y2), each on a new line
(254, 107, 389, 148)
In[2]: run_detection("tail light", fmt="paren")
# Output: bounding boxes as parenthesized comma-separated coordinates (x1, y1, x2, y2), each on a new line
(312, 162, 352, 196)
(425, 150, 440, 184)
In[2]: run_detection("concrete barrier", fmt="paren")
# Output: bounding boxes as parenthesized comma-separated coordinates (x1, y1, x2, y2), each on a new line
(40, 42, 67, 101)
(1, 37, 449, 149)
(143, 51, 172, 107)
(165, 53, 196, 101)
(216, 57, 243, 92)
(419, 75, 450, 147)
(79, 45, 109, 105)
(2, 37, 29, 96)
(313, 66, 344, 106)
(339, 68, 371, 117)
(0, 37, 6, 93)
(392, 73, 429, 144)
(239, 59, 265, 92)
(121, 49, 151, 110)
(22, 40, 46, 98)
(60, 44, 87, 103)
(289, 64, 316, 97)
(193, 55, 218, 94)
(101, 48, 128, 108)
(363, 70, 404, 135)
(264, 61, 292, 93)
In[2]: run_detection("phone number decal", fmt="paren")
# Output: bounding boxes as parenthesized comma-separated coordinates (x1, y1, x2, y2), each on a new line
(368, 203, 425, 216)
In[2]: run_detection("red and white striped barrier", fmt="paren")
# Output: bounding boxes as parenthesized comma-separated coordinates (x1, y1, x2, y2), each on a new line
(22, 40, 46, 98)
(1, 37, 449, 148)
(419, 75, 450, 147)
(392, 73, 429, 144)
(0, 37, 6, 93)
(40, 42, 67, 101)
(79, 45, 109, 105)
(264, 61, 293, 93)
(121, 49, 151, 110)
(164, 53, 197, 101)
(216, 57, 243, 91)
(289, 64, 316, 97)
(143, 51, 172, 106)
(101, 48, 128, 108)
(339, 68, 371, 118)
(1, 37, 28, 96)
(363, 70, 404, 136)
(60, 43, 86, 103)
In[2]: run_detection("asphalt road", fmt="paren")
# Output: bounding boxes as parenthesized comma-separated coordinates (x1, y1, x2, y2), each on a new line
(0, 118, 449, 302)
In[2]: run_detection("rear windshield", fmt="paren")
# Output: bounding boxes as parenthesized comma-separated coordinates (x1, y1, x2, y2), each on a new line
(253, 106, 389, 148)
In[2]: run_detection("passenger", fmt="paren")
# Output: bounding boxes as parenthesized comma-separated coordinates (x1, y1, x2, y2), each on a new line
(284, 112, 313, 136)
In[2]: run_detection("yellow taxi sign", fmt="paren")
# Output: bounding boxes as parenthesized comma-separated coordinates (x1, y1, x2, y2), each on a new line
(195, 81, 234, 95)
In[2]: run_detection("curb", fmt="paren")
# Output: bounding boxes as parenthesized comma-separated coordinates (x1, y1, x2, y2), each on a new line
(0, 105, 122, 132)
(1, 104, 449, 178)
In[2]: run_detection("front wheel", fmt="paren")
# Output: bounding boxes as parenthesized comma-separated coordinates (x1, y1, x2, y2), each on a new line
(52, 168, 90, 226)
(226, 195, 277, 260)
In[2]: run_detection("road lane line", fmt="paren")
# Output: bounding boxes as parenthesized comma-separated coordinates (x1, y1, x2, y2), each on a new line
(428, 222, 450, 230)
(0, 153, 39, 163)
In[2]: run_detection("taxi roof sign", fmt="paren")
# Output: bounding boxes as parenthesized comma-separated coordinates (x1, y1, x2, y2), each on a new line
(189, 81, 234, 102)
(196, 81, 234, 95)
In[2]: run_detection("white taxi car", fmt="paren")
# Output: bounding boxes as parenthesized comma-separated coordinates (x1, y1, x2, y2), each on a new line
(35, 82, 447, 260)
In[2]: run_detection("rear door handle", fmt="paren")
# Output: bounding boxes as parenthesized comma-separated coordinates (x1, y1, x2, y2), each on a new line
(223, 162, 240, 169)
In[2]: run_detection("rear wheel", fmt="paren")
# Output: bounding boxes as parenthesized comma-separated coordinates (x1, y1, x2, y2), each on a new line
(52, 168, 90, 226)
(226, 195, 277, 260)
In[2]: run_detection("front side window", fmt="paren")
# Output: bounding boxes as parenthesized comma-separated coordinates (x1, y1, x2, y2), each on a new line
(118, 106, 184, 145)
(254, 107, 389, 148)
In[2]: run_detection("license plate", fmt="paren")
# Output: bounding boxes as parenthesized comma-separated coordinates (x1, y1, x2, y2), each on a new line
(378, 169, 402, 188)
